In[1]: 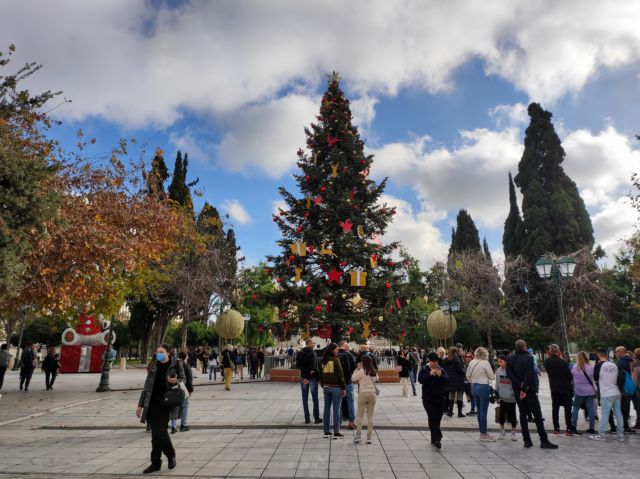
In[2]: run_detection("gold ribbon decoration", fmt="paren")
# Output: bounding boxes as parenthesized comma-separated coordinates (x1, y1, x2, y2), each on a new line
(361, 320, 371, 339)
(294, 266, 303, 282)
(331, 162, 339, 178)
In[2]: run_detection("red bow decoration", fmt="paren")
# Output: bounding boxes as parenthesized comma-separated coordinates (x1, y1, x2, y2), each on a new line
(327, 134, 340, 147)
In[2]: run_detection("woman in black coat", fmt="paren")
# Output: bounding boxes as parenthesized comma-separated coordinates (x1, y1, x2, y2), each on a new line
(442, 347, 467, 417)
(136, 344, 185, 474)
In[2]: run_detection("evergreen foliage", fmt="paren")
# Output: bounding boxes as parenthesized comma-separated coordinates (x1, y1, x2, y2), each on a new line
(502, 172, 525, 257)
(515, 103, 594, 260)
(146, 148, 169, 198)
(483, 237, 492, 262)
(269, 73, 403, 341)
(450, 209, 481, 255)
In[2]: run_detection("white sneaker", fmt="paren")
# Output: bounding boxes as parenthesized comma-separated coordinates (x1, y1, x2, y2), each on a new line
(354, 432, 361, 444)
(589, 434, 605, 441)
(498, 431, 506, 440)
(480, 434, 496, 442)
(511, 431, 518, 441)
(617, 435, 625, 443)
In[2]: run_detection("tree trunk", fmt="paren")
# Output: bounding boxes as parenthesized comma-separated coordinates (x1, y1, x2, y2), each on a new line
(486, 320, 493, 352)
(180, 320, 188, 352)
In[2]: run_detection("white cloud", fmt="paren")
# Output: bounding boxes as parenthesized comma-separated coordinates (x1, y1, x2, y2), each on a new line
(168, 129, 214, 166)
(222, 199, 252, 225)
(216, 94, 318, 178)
(3, 0, 640, 130)
(378, 194, 449, 268)
(370, 105, 640, 262)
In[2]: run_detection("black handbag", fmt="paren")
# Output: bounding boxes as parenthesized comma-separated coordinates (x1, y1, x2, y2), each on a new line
(163, 386, 185, 408)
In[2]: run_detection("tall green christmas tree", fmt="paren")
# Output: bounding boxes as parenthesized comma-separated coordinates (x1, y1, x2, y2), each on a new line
(502, 172, 525, 257)
(267, 73, 403, 342)
(515, 103, 594, 260)
(450, 209, 481, 255)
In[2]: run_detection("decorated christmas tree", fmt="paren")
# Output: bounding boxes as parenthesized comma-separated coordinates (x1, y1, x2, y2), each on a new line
(265, 73, 404, 343)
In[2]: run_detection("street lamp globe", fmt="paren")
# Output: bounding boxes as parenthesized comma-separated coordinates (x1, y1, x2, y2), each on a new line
(450, 301, 460, 313)
(535, 257, 553, 278)
(557, 256, 577, 277)
(439, 300, 450, 313)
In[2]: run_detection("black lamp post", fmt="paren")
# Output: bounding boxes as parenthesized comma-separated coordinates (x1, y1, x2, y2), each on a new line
(439, 300, 460, 349)
(96, 316, 116, 392)
(535, 256, 576, 361)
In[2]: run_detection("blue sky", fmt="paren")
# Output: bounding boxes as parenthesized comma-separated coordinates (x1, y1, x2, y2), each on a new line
(3, 0, 639, 268)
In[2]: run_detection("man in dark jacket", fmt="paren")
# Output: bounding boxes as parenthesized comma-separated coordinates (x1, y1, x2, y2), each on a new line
(507, 339, 557, 449)
(19, 343, 37, 391)
(338, 341, 356, 427)
(296, 339, 321, 424)
(543, 344, 575, 434)
(221, 345, 236, 391)
(42, 347, 61, 390)
(418, 352, 448, 449)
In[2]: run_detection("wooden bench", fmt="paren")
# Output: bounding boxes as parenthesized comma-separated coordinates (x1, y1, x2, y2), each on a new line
(269, 368, 400, 383)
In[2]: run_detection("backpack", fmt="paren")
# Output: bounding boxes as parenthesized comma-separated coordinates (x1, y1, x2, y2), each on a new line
(623, 370, 637, 395)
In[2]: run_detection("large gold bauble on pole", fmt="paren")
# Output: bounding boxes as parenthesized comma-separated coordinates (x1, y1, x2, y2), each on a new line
(427, 310, 457, 349)
(216, 309, 245, 339)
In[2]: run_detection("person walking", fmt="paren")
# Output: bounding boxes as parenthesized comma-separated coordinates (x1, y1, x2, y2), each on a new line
(590, 347, 625, 442)
(320, 342, 346, 439)
(249, 347, 259, 379)
(397, 349, 412, 398)
(495, 355, 518, 440)
(221, 344, 236, 391)
(351, 355, 378, 444)
(443, 347, 466, 417)
(19, 343, 37, 391)
(0, 344, 12, 390)
(136, 344, 185, 474)
(208, 349, 218, 382)
(42, 347, 61, 390)
(544, 344, 575, 435)
(466, 347, 496, 441)
(632, 348, 640, 430)
(171, 352, 193, 434)
(257, 347, 265, 378)
(464, 351, 476, 416)
(613, 346, 636, 434)
(571, 351, 596, 434)
(338, 341, 356, 428)
(418, 352, 448, 449)
(296, 339, 321, 425)
(507, 339, 557, 449)
(234, 348, 245, 380)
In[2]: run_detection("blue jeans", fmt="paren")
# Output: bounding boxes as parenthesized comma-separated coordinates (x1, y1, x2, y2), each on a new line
(472, 383, 491, 434)
(344, 383, 355, 421)
(323, 386, 343, 434)
(171, 396, 189, 428)
(599, 394, 623, 437)
(301, 377, 320, 421)
(209, 365, 217, 381)
(408, 369, 417, 395)
(571, 395, 595, 430)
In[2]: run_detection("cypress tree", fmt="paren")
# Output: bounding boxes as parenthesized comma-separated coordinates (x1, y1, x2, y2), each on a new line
(483, 237, 492, 262)
(515, 103, 594, 260)
(168, 151, 184, 204)
(502, 172, 526, 257)
(450, 210, 481, 254)
(146, 148, 169, 199)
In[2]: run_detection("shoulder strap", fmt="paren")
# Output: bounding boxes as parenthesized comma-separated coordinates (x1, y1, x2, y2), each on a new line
(580, 367, 595, 391)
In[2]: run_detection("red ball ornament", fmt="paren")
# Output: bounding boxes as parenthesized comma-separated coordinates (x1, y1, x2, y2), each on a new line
(321, 186, 327, 192)
(315, 305, 322, 311)
(401, 331, 407, 337)
(251, 294, 257, 300)
(289, 255, 295, 261)
(265, 268, 271, 273)
(385, 282, 392, 289)
(305, 175, 311, 181)
(272, 217, 277, 222)
(361, 160, 366, 164)
(347, 326, 354, 334)
(279, 210, 285, 216)
(280, 311, 286, 318)
(371, 331, 378, 337)
(341, 261, 347, 267)
(389, 261, 395, 267)
(296, 226, 303, 233)
(304, 212, 310, 218)
(276, 277, 281, 283)
(305, 285, 312, 294)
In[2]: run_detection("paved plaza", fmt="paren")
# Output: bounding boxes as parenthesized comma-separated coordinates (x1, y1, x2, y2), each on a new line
(0, 369, 639, 478)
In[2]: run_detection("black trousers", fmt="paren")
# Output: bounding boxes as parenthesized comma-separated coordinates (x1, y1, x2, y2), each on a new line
(147, 401, 175, 465)
(0, 366, 6, 390)
(515, 391, 548, 443)
(551, 391, 573, 430)
(499, 400, 517, 428)
(423, 399, 443, 443)
(20, 366, 34, 389)
(45, 371, 57, 389)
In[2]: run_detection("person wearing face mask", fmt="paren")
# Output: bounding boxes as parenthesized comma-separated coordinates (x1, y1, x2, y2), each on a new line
(136, 344, 185, 474)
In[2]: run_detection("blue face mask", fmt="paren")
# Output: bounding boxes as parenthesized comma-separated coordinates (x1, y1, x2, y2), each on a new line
(156, 352, 166, 362)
